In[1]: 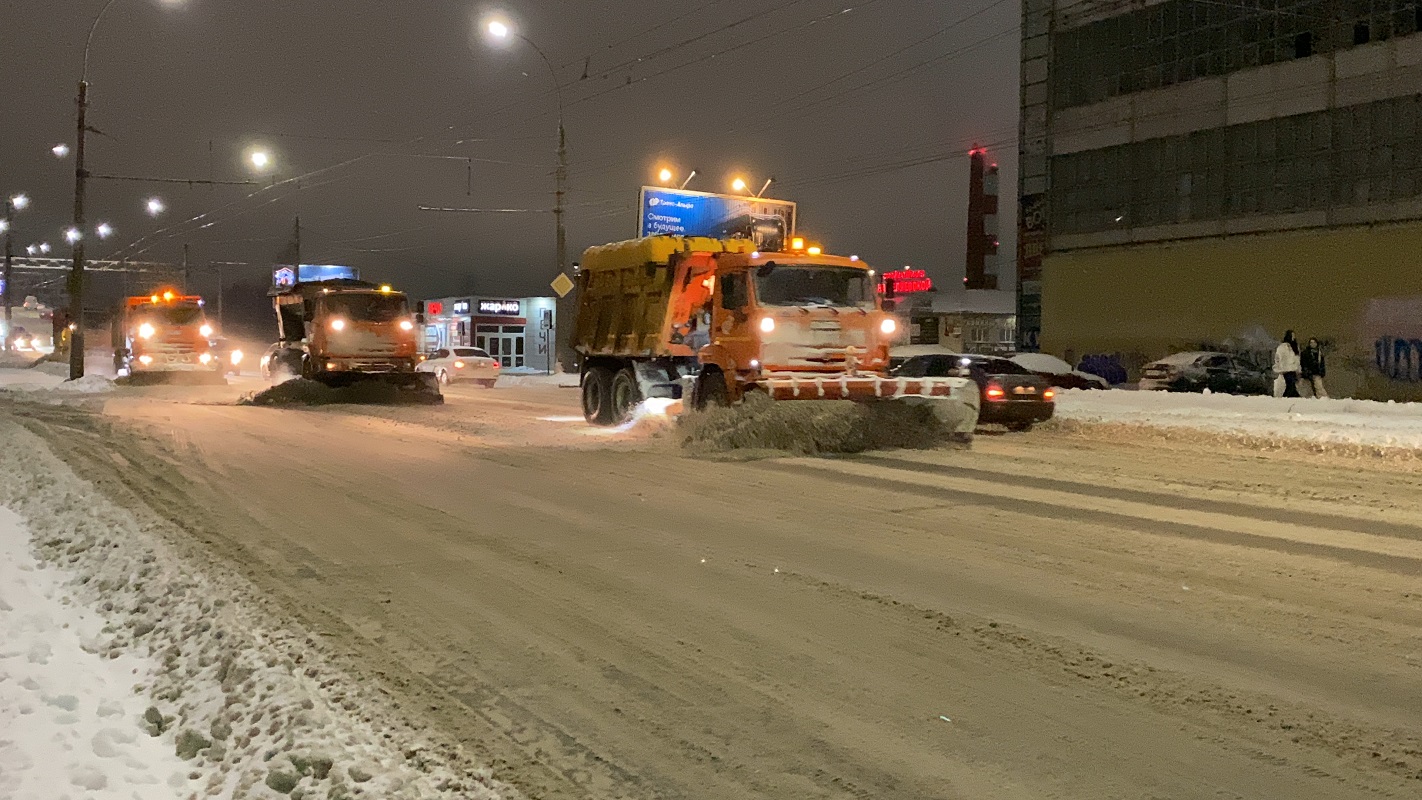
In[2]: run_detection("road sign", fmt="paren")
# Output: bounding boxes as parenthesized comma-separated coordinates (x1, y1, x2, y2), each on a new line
(550, 272, 574, 298)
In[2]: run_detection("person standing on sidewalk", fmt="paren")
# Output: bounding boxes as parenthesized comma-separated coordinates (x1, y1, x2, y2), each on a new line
(1273, 330, 1302, 397)
(1300, 336, 1327, 398)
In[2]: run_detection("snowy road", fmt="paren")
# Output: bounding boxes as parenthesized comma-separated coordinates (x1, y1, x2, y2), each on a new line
(5, 380, 1421, 799)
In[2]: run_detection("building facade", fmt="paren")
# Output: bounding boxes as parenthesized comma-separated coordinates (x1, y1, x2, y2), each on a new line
(902, 290, 1018, 355)
(421, 296, 557, 371)
(1020, 0, 1422, 397)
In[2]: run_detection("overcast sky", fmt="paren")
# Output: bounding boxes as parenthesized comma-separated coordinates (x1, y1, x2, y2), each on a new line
(0, 0, 1020, 304)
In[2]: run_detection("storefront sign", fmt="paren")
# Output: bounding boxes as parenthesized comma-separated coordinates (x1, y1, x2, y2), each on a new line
(638, 186, 797, 252)
(478, 299, 521, 316)
(877, 269, 933, 294)
(452, 299, 471, 314)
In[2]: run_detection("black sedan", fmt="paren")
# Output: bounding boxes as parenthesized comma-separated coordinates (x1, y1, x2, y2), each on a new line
(895, 353, 1055, 431)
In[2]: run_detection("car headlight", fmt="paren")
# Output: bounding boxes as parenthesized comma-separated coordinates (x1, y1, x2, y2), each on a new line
(880, 318, 897, 335)
(199, 324, 214, 337)
(138, 322, 156, 339)
(759, 316, 776, 333)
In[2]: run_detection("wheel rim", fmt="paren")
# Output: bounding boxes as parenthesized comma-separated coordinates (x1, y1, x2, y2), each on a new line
(583, 376, 604, 417)
(438, 370, 448, 384)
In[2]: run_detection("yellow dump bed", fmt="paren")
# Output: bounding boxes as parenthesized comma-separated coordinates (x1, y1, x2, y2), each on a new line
(580, 235, 755, 272)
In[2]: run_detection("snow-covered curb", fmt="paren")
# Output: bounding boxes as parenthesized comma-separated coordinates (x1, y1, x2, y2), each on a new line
(1054, 389, 1422, 452)
(0, 417, 514, 800)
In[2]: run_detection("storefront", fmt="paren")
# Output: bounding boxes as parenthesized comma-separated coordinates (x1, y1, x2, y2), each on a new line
(421, 296, 557, 371)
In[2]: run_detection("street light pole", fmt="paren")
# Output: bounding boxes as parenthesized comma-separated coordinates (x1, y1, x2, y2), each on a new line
(3, 198, 17, 348)
(68, 0, 121, 380)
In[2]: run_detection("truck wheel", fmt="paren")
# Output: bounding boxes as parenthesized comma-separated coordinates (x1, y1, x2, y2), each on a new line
(610, 368, 641, 422)
(582, 366, 615, 425)
(692, 369, 729, 411)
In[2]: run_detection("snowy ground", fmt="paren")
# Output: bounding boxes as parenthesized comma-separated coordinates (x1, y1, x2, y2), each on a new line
(0, 417, 515, 799)
(1055, 388, 1422, 451)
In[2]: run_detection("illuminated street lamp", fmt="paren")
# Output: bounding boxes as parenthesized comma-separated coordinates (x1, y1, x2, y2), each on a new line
(96, 222, 114, 239)
(4, 193, 32, 344)
(146, 197, 165, 216)
(249, 149, 272, 170)
(658, 167, 673, 184)
(731, 177, 747, 193)
(52, 143, 71, 158)
(68, 0, 186, 378)
(66, 227, 83, 245)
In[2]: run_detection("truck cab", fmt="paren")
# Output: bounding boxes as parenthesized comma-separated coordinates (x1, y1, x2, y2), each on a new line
(114, 290, 218, 377)
(270, 279, 423, 384)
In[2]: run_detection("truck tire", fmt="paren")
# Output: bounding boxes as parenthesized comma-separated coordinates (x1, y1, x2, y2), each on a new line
(582, 366, 615, 425)
(692, 368, 729, 411)
(610, 368, 641, 422)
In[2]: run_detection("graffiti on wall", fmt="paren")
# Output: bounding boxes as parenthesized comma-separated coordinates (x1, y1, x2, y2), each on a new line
(1377, 337, 1422, 381)
(1362, 297, 1422, 382)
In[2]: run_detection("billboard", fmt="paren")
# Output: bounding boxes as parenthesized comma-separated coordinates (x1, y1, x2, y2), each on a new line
(273, 264, 360, 288)
(638, 186, 797, 252)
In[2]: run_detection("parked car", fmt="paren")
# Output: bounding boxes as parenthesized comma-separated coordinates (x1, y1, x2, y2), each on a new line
(417, 347, 500, 387)
(1009, 352, 1110, 390)
(258, 342, 282, 381)
(895, 353, 1055, 431)
(1138, 351, 1270, 394)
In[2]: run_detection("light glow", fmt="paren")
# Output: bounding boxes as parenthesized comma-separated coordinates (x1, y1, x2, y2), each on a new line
(52, 144, 70, 158)
(146, 197, 165, 216)
(96, 222, 113, 239)
(329, 319, 346, 331)
(10, 194, 29, 210)
(65, 227, 81, 244)
(199, 324, 214, 337)
(231, 349, 244, 365)
(759, 316, 776, 333)
(731, 177, 747, 193)
(658, 168, 673, 183)
(138, 355, 153, 365)
(199, 352, 213, 364)
(487, 19, 510, 38)
(807, 246, 822, 256)
(399, 319, 414, 330)
(138, 323, 156, 339)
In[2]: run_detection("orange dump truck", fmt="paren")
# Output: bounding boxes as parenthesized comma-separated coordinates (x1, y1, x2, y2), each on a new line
(113, 289, 221, 380)
(267, 278, 441, 400)
(571, 235, 979, 431)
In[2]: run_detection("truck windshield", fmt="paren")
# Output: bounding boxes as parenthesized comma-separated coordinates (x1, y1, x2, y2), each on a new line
(753, 266, 872, 309)
(322, 293, 408, 322)
(157, 305, 203, 325)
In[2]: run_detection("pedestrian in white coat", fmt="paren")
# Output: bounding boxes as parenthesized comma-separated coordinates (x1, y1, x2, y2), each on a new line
(1273, 329, 1301, 397)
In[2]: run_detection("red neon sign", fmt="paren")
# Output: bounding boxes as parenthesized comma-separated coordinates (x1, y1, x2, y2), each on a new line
(426, 301, 444, 316)
(877, 269, 933, 294)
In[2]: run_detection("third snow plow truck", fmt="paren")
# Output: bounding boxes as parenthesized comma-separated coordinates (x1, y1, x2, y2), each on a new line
(572, 235, 979, 435)
(267, 278, 441, 402)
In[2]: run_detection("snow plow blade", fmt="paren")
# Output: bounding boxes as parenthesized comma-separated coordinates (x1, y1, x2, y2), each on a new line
(761, 375, 980, 438)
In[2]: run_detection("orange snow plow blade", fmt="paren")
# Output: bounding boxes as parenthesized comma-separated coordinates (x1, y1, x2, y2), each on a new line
(762, 375, 969, 401)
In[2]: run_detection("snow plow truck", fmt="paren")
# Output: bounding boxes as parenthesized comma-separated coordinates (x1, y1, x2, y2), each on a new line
(571, 235, 979, 433)
(267, 278, 441, 401)
(113, 289, 223, 383)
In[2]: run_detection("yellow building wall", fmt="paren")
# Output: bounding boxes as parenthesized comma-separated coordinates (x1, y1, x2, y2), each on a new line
(1041, 221, 1422, 399)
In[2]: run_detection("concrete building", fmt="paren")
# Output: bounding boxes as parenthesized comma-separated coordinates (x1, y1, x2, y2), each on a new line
(421, 295, 557, 371)
(901, 289, 1018, 355)
(1019, 0, 1422, 398)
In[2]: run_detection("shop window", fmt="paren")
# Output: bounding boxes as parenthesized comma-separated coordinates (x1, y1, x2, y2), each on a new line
(1354, 22, 1371, 45)
(1294, 31, 1313, 58)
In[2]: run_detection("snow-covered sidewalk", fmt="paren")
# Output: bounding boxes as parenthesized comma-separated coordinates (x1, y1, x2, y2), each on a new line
(1055, 389, 1422, 451)
(0, 417, 513, 799)
(0, 508, 196, 800)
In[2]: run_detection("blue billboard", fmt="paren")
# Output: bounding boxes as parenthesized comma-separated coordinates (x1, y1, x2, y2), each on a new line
(638, 187, 797, 252)
(272, 264, 360, 288)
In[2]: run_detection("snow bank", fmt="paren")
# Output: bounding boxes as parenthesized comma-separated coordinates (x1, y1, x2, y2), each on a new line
(0, 369, 114, 395)
(495, 372, 578, 389)
(0, 507, 198, 800)
(1055, 389, 1422, 451)
(241, 378, 442, 406)
(0, 419, 513, 799)
(678, 394, 961, 456)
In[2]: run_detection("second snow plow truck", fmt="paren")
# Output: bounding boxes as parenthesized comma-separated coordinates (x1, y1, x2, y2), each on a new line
(267, 278, 441, 401)
(113, 289, 223, 383)
(571, 235, 979, 434)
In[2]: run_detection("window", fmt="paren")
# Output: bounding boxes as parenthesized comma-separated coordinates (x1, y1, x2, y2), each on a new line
(720, 274, 746, 310)
(1294, 31, 1313, 58)
(453, 348, 483, 357)
(1354, 22, 1371, 45)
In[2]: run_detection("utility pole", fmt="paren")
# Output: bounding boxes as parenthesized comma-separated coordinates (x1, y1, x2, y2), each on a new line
(215, 263, 224, 328)
(182, 243, 190, 291)
(3, 198, 14, 350)
(68, 79, 89, 379)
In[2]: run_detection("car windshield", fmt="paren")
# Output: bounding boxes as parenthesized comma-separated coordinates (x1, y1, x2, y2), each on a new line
(454, 348, 488, 358)
(322, 293, 408, 322)
(753, 265, 872, 309)
(157, 305, 203, 325)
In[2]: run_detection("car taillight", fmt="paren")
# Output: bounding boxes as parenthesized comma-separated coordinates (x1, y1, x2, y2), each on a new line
(1043, 388, 1055, 400)
(986, 384, 1006, 400)
(454, 360, 466, 369)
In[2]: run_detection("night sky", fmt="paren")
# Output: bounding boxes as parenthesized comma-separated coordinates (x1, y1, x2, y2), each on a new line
(1, 0, 1020, 324)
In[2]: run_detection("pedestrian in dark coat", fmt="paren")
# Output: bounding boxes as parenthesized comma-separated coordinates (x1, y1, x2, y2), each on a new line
(1300, 337, 1327, 398)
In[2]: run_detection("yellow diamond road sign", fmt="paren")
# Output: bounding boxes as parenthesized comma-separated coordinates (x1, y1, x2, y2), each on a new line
(550, 272, 574, 298)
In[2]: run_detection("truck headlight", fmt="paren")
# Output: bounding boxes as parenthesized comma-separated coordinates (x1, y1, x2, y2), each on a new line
(330, 319, 346, 331)
(199, 324, 214, 337)
(138, 355, 153, 365)
(138, 322, 156, 339)
(230, 349, 243, 365)
(759, 316, 776, 333)
(880, 318, 897, 335)
(399, 319, 414, 331)
(199, 353, 213, 364)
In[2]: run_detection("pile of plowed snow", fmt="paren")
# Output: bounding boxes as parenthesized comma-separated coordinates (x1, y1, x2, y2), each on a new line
(677, 395, 957, 456)
(241, 378, 442, 406)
